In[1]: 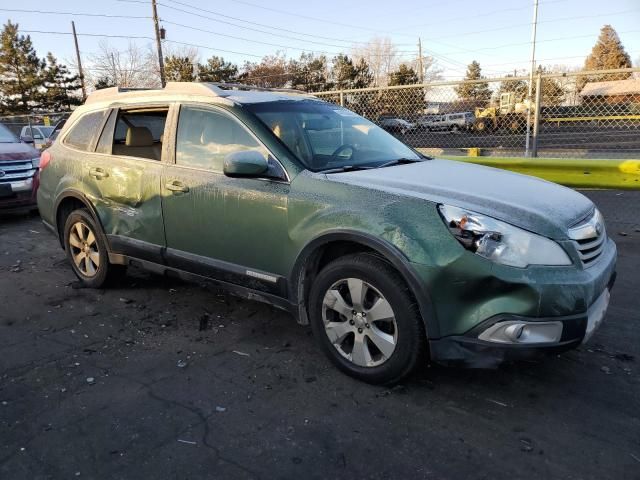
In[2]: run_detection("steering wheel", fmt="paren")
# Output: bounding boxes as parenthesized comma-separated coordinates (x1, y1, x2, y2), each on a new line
(331, 144, 356, 160)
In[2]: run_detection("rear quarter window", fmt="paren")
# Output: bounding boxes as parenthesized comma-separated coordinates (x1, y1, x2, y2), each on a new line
(64, 110, 107, 151)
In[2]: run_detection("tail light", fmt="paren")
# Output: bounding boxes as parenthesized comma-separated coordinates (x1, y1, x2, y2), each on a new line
(40, 150, 52, 170)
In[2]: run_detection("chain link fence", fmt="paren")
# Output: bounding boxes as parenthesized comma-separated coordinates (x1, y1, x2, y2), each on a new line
(0, 112, 70, 150)
(314, 68, 640, 159)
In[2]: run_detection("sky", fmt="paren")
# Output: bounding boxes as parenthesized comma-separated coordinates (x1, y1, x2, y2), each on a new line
(2, 0, 639, 81)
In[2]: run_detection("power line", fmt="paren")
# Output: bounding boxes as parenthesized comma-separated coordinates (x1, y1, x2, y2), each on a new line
(165, 0, 405, 46)
(438, 30, 640, 56)
(154, 2, 419, 54)
(19, 29, 264, 58)
(0, 7, 150, 19)
(163, 20, 419, 59)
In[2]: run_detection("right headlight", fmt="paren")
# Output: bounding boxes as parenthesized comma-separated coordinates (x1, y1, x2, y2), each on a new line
(438, 204, 572, 268)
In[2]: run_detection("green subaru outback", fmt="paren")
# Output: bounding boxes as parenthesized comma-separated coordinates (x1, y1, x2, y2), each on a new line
(37, 83, 616, 384)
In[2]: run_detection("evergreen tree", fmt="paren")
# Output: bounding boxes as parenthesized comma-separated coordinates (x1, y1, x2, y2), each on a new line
(455, 61, 491, 102)
(383, 64, 423, 118)
(198, 56, 238, 83)
(578, 25, 632, 90)
(164, 56, 195, 82)
(40, 53, 81, 111)
(0, 21, 44, 114)
(330, 55, 373, 90)
(288, 53, 329, 92)
(94, 77, 116, 90)
(239, 53, 288, 88)
(388, 64, 419, 86)
(584, 25, 632, 78)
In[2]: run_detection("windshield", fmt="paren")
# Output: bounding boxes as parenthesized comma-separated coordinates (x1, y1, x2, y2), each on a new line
(0, 124, 18, 143)
(246, 100, 421, 171)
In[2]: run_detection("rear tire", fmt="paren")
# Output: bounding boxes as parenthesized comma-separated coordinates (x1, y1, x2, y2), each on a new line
(309, 253, 426, 385)
(63, 209, 126, 288)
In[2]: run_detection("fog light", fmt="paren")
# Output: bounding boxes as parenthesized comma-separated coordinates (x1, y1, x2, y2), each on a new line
(478, 320, 563, 344)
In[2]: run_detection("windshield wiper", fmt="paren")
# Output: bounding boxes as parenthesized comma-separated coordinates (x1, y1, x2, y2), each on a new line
(318, 165, 376, 174)
(374, 157, 424, 169)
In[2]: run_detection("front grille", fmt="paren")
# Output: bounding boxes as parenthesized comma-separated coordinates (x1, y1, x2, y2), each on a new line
(0, 160, 37, 183)
(568, 210, 606, 267)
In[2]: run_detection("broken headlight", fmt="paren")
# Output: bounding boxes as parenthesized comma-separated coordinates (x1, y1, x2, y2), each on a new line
(438, 204, 572, 268)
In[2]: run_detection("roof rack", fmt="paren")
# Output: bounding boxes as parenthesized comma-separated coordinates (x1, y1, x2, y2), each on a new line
(205, 82, 307, 95)
(84, 81, 309, 105)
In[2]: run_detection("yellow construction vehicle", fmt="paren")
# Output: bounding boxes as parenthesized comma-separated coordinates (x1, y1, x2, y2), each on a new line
(474, 92, 533, 133)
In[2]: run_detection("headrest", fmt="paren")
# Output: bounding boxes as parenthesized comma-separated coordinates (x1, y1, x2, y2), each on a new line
(126, 126, 154, 147)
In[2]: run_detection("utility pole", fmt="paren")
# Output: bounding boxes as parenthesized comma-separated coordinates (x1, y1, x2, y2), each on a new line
(525, 0, 539, 156)
(71, 21, 87, 100)
(417, 38, 424, 83)
(151, 0, 166, 87)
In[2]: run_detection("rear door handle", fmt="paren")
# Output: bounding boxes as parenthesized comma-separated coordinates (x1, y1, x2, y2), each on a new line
(165, 180, 189, 193)
(89, 167, 109, 179)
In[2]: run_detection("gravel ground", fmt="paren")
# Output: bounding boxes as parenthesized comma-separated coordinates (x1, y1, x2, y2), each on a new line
(1, 190, 639, 480)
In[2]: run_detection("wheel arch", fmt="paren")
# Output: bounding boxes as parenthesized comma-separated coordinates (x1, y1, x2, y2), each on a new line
(290, 230, 439, 338)
(54, 190, 108, 250)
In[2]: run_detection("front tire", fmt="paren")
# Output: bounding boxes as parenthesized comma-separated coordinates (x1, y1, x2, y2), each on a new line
(309, 254, 426, 385)
(63, 209, 125, 288)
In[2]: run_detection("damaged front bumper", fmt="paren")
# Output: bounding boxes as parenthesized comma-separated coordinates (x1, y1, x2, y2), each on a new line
(426, 240, 617, 368)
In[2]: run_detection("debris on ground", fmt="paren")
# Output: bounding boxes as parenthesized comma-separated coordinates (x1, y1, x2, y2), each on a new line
(176, 359, 188, 368)
(177, 439, 197, 445)
(519, 438, 534, 452)
(86, 377, 95, 384)
(232, 350, 250, 357)
(215, 406, 226, 412)
(601, 366, 611, 374)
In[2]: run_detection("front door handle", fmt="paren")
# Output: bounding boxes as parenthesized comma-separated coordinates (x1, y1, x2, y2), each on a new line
(89, 167, 109, 179)
(165, 180, 189, 193)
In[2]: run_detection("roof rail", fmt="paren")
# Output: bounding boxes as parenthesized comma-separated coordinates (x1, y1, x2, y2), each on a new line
(84, 81, 308, 105)
(205, 82, 307, 95)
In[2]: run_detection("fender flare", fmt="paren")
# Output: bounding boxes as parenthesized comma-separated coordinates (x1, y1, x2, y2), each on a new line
(290, 229, 440, 339)
(53, 190, 110, 250)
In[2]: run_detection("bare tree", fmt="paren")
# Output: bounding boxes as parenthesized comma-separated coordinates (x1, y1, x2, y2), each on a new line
(84, 41, 159, 90)
(352, 37, 399, 87)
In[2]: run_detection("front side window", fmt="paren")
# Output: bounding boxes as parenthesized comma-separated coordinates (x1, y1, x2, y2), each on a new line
(246, 100, 420, 171)
(64, 110, 107, 151)
(175, 106, 268, 173)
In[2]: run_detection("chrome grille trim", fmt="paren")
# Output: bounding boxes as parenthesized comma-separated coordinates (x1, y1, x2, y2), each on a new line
(0, 161, 36, 183)
(569, 209, 606, 267)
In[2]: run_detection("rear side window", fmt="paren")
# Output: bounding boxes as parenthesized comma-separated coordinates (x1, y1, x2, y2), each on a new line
(64, 110, 107, 151)
(175, 106, 267, 172)
(109, 108, 168, 161)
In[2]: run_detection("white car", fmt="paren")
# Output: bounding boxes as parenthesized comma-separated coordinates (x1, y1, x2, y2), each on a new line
(20, 126, 55, 149)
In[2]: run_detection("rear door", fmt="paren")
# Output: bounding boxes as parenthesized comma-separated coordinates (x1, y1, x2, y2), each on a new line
(81, 104, 172, 262)
(161, 103, 290, 294)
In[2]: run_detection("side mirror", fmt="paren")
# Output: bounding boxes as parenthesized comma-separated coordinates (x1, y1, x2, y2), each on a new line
(223, 150, 269, 178)
(20, 135, 34, 144)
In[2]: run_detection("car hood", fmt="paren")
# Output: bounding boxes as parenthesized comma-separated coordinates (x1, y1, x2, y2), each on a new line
(0, 142, 39, 161)
(326, 159, 594, 239)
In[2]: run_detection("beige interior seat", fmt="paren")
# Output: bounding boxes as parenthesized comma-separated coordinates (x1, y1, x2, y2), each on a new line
(113, 126, 161, 160)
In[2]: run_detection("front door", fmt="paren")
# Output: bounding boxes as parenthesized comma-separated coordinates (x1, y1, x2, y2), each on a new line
(161, 104, 290, 295)
(84, 105, 169, 262)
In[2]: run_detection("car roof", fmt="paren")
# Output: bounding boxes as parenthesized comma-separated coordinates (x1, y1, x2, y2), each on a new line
(83, 82, 321, 108)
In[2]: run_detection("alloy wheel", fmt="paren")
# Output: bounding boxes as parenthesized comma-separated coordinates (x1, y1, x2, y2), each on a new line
(68, 221, 100, 277)
(322, 278, 398, 367)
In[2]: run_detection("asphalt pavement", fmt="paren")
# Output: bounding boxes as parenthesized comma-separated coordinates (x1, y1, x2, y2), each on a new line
(0, 190, 639, 480)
